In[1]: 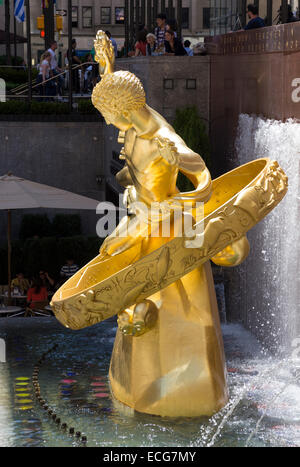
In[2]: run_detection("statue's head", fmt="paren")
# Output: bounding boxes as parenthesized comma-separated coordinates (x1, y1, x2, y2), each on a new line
(92, 71, 146, 130)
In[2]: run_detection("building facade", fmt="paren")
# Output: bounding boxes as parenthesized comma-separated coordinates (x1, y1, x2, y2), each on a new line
(209, 1, 299, 35)
(28, 0, 211, 63)
(1, 1, 298, 63)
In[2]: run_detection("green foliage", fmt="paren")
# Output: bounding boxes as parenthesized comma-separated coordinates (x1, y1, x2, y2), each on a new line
(0, 66, 38, 84)
(19, 214, 52, 241)
(19, 213, 82, 240)
(0, 99, 98, 115)
(0, 100, 70, 115)
(172, 107, 211, 193)
(77, 99, 98, 114)
(52, 214, 82, 238)
(30, 101, 69, 115)
(172, 106, 212, 182)
(0, 55, 24, 66)
(0, 235, 102, 284)
(0, 100, 30, 114)
(0, 240, 26, 284)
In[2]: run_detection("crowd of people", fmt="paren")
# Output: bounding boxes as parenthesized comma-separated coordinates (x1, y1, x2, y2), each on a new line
(9, 259, 79, 311)
(128, 13, 192, 58)
(34, 4, 300, 98)
(35, 13, 196, 98)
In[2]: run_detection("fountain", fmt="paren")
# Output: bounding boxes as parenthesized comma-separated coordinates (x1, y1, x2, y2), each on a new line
(0, 27, 298, 447)
(51, 32, 288, 419)
(227, 114, 300, 353)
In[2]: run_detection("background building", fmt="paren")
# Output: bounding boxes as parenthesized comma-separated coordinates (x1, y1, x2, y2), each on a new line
(27, 0, 212, 63)
(1, 1, 299, 64)
(208, 0, 299, 35)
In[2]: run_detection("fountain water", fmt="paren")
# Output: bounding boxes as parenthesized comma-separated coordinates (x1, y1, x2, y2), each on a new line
(227, 114, 300, 354)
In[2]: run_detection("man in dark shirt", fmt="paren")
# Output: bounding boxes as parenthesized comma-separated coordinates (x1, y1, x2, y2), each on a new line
(245, 4, 265, 30)
(66, 39, 81, 93)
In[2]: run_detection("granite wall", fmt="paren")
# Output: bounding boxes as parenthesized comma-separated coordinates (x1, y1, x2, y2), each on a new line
(0, 121, 106, 242)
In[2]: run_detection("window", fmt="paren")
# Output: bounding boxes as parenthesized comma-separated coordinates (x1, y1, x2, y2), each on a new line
(166, 7, 175, 19)
(203, 8, 210, 29)
(164, 79, 174, 90)
(101, 7, 111, 25)
(82, 6, 93, 28)
(115, 7, 125, 24)
(72, 6, 78, 28)
(186, 79, 196, 90)
(182, 8, 189, 29)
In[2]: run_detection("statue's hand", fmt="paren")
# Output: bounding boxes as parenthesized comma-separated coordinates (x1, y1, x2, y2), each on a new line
(117, 300, 159, 337)
(94, 30, 115, 74)
(155, 137, 179, 166)
(211, 236, 250, 267)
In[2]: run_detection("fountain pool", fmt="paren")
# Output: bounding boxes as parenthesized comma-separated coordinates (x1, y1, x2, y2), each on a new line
(0, 317, 299, 447)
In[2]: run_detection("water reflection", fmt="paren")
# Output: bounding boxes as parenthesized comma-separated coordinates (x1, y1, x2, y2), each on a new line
(0, 317, 298, 447)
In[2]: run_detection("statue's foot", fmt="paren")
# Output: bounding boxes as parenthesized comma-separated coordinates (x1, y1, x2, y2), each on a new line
(117, 300, 158, 337)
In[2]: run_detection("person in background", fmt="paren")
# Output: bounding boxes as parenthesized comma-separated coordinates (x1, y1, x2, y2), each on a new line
(67, 39, 81, 93)
(60, 258, 79, 281)
(146, 33, 158, 56)
(11, 272, 30, 294)
(244, 4, 265, 29)
(155, 13, 168, 54)
(47, 40, 63, 95)
(83, 53, 95, 92)
(39, 271, 55, 293)
(36, 51, 52, 98)
(164, 30, 187, 56)
(134, 29, 147, 56)
(287, 4, 299, 22)
(27, 277, 48, 308)
(184, 40, 194, 56)
(105, 30, 118, 57)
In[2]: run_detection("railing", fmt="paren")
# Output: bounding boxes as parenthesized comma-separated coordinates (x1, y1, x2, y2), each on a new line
(2, 62, 98, 97)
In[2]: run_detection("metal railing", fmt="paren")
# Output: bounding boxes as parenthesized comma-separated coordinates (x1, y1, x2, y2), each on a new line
(8, 61, 98, 96)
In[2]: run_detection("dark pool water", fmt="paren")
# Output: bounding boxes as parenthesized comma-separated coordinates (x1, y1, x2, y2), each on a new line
(0, 317, 299, 447)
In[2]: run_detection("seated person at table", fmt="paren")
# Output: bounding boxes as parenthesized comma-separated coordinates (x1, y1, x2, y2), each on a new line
(39, 270, 55, 293)
(27, 277, 48, 309)
(11, 272, 30, 293)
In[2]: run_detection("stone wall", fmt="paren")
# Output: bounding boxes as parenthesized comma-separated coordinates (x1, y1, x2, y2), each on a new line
(209, 22, 300, 176)
(116, 56, 210, 123)
(0, 121, 106, 242)
(102, 55, 211, 197)
(208, 22, 300, 351)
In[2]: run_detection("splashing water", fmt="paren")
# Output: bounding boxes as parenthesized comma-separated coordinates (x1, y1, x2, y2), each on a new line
(231, 114, 300, 353)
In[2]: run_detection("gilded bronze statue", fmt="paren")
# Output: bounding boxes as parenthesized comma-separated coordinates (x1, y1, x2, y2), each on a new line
(51, 31, 288, 417)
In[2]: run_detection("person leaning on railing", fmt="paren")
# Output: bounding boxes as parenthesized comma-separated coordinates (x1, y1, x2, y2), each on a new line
(164, 30, 187, 56)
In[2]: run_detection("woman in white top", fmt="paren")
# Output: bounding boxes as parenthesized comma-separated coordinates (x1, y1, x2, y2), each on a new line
(37, 51, 52, 98)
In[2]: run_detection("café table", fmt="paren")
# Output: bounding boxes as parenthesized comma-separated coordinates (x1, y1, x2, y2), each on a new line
(0, 294, 27, 307)
(0, 306, 24, 317)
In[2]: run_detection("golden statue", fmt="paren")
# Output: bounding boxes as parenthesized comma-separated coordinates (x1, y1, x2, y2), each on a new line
(51, 31, 288, 418)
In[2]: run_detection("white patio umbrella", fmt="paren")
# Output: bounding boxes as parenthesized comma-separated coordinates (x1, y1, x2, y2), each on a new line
(0, 173, 103, 302)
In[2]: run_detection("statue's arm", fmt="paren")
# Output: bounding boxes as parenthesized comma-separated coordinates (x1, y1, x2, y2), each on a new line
(116, 166, 133, 188)
(94, 30, 115, 76)
(174, 148, 212, 204)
